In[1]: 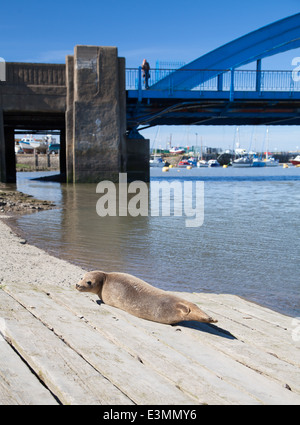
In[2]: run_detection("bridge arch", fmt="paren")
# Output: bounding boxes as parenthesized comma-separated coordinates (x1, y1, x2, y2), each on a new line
(151, 13, 300, 90)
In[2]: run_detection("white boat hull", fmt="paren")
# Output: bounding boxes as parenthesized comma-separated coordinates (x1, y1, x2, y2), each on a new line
(19, 142, 34, 152)
(232, 163, 252, 167)
(150, 162, 164, 167)
(265, 161, 279, 167)
(263, 156, 279, 166)
(197, 161, 209, 167)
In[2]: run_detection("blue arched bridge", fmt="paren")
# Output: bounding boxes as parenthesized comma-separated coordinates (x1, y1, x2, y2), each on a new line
(126, 13, 300, 129)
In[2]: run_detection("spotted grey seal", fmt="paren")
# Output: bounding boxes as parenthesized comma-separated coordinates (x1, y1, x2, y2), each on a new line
(76, 271, 217, 325)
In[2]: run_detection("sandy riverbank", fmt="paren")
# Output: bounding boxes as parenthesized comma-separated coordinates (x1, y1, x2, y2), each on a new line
(1, 205, 300, 404)
(0, 216, 83, 290)
(0, 184, 82, 288)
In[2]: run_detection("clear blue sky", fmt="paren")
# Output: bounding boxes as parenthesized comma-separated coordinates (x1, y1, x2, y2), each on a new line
(1, 0, 300, 151)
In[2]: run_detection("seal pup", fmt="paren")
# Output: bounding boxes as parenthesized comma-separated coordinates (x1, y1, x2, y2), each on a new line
(76, 271, 217, 325)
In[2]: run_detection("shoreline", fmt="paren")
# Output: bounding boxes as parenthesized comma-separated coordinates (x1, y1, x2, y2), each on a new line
(0, 213, 84, 291)
(1, 180, 298, 318)
(0, 184, 55, 216)
(1, 216, 300, 404)
(0, 213, 293, 319)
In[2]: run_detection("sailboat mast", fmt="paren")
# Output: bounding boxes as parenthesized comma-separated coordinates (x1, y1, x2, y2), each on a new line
(266, 127, 269, 161)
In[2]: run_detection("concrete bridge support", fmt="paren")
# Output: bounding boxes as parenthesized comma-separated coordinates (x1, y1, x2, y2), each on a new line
(125, 130, 150, 182)
(67, 46, 124, 182)
(66, 45, 149, 183)
(0, 111, 16, 183)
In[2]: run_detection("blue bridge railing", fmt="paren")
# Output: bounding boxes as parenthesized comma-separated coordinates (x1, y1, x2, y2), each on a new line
(126, 68, 300, 96)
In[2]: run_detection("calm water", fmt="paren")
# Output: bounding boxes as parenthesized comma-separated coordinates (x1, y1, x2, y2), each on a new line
(9, 166, 300, 317)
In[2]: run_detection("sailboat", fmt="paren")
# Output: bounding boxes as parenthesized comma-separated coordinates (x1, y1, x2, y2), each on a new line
(232, 155, 253, 167)
(232, 132, 252, 166)
(150, 156, 165, 167)
(252, 154, 266, 167)
(150, 127, 165, 167)
(197, 136, 209, 167)
(265, 156, 279, 166)
(264, 128, 279, 167)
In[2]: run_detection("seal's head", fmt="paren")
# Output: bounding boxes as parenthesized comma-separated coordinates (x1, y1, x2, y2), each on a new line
(76, 271, 106, 296)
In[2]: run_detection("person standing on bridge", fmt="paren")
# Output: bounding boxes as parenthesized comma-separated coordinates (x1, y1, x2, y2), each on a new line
(142, 59, 150, 89)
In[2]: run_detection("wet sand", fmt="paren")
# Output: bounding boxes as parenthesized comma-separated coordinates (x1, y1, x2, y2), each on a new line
(0, 214, 83, 290)
(0, 185, 54, 216)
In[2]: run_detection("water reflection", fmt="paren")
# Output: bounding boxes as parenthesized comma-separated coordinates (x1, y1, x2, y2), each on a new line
(9, 168, 300, 317)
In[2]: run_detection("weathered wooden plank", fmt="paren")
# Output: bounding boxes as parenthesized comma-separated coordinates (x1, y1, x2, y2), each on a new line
(115, 315, 300, 404)
(42, 285, 262, 405)
(0, 336, 58, 405)
(0, 290, 133, 405)
(3, 285, 198, 405)
(2, 276, 300, 405)
(21, 283, 300, 405)
(180, 292, 299, 366)
(178, 319, 300, 396)
(60, 288, 300, 405)
(195, 292, 293, 328)
(168, 293, 300, 394)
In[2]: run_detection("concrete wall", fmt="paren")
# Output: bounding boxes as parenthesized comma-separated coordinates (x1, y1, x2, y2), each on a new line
(16, 154, 60, 170)
(0, 62, 66, 182)
(1, 63, 66, 113)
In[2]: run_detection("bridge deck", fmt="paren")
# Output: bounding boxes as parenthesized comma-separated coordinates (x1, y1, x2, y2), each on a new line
(0, 218, 299, 405)
(128, 88, 300, 100)
(126, 67, 300, 127)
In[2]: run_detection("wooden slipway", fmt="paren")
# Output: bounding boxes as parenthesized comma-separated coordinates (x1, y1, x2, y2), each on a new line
(0, 281, 299, 405)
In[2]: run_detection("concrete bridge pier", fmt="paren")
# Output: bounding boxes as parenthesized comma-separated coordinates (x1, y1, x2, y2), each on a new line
(66, 45, 149, 183)
(125, 129, 150, 182)
(0, 111, 16, 183)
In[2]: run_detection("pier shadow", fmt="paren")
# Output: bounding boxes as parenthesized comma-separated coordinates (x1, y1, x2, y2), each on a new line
(174, 321, 237, 340)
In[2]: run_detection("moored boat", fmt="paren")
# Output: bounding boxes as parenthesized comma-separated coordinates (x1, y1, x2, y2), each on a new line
(208, 159, 220, 167)
(232, 155, 252, 167)
(150, 156, 164, 167)
(19, 138, 34, 153)
(170, 147, 185, 154)
(19, 136, 48, 153)
(289, 155, 300, 166)
(197, 159, 209, 167)
(264, 157, 279, 167)
(178, 159, 190, 167)
(252, 156, 266, 167)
